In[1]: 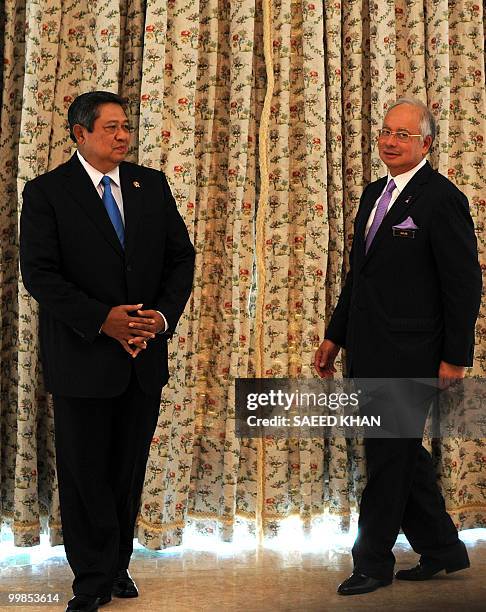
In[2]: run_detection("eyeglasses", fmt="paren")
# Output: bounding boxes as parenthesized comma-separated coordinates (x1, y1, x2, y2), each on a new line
(377, 128, 423, 142)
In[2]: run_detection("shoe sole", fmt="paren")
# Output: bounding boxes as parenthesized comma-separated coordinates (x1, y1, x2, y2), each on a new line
(395, 573, 441, 581)
(396, 564, 469, 581)
(446, 562, 470, 574)
(338, 581, 392, 595)
(99, 595, 112, 605)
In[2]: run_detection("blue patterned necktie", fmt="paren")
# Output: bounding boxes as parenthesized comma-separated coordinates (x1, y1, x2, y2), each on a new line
(101, 175, 125, 248)
(365, 178, 396, 253)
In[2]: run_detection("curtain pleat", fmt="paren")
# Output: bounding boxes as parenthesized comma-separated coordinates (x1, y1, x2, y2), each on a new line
(0, 0, 485, 547)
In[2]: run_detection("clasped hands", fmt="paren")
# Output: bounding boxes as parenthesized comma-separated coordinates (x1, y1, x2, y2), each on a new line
(101, 303, 165, 358)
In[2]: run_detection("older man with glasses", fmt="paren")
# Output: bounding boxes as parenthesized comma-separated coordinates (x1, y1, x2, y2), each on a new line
(314, 97, 482, 595)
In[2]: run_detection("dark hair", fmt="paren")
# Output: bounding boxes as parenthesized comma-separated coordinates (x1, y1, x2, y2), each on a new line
(67, 91, 127, 142)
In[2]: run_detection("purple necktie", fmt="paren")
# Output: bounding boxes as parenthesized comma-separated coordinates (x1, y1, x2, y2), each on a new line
(365, 178, 396, 253)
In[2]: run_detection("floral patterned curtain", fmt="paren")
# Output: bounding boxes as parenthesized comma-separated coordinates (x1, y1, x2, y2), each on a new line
(0, 0, 484, 548)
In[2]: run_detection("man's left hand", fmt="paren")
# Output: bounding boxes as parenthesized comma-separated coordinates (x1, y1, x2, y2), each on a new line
(438, 360, 466, 390)
(128, 309, 166, 337)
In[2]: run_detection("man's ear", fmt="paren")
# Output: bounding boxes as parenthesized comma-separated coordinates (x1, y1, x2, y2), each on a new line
(73, 124, 85, 145)
(422, 134, 433, 155)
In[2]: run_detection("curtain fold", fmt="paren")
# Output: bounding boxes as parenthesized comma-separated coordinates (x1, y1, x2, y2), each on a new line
(1, 0, 485, 547)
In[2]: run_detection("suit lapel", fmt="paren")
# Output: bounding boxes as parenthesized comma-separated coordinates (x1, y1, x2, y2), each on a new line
(119, 163, 144, 260)
(61, 154, 124, 258)
(363, 161, 434, 262)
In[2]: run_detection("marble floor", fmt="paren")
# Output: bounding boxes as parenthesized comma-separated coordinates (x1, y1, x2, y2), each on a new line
(1, 530, 485, 611)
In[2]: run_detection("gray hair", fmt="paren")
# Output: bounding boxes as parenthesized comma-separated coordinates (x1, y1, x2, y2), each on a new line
(386, 97, 436, 143)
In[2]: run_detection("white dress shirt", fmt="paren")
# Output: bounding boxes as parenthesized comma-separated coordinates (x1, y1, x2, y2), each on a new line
(77, 151, 125, 224)
(365, 157, 427, 237)
(77, 151, 168, 334)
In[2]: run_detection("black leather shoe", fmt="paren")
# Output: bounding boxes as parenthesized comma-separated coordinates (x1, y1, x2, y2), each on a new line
(98, 594, 112, 606)
(112, 569, 139, 598)
(66, 595, 99, 612)
(395, 557, 470, 581)
(337, 573, 392, 595)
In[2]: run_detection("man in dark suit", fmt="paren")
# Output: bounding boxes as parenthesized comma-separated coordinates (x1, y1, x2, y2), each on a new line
(20, 91, 195, 612)
(314, 98, 482, 595)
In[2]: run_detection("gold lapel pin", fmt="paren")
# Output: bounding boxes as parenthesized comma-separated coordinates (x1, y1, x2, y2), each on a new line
(133, 181, 140, 188)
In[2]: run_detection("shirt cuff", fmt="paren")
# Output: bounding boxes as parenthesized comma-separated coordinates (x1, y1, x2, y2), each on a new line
(156, 311, 168, 334)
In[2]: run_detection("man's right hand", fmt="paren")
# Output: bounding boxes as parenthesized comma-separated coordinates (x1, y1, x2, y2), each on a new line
(101, 304, 156, 358)
(123, 335, 149, 358)
(314, 339, 340, 378)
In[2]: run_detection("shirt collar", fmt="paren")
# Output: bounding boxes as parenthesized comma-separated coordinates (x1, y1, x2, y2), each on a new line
(387, 157, 427, 193)
(76, 151, 121, 189)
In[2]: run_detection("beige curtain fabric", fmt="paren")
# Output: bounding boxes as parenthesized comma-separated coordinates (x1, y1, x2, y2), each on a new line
(0, 0, 485, 547)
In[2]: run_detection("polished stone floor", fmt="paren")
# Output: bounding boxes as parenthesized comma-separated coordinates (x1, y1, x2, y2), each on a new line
(1, 525, 485, 611)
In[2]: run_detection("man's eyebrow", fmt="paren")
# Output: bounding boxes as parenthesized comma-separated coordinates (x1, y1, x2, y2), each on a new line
(382, 124, 412, 132)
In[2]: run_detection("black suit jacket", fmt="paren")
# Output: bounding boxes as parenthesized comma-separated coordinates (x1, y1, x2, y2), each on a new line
(20, 154, 195, 397)
(325, 161, 482, 377)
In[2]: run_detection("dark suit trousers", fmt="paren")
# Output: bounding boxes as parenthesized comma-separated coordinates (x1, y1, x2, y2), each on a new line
(352, 437, 467, 580)
(53, 370, 161, 597)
